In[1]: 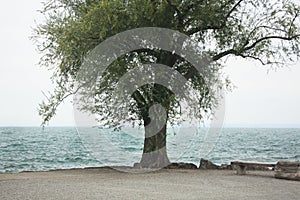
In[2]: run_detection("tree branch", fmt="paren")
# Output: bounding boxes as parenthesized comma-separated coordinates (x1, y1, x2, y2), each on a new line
(166, 0, 184, 30)
(239, 54, 286, 66)
(244, 34, 300, 52)
(166, 0, 181, 15)
(226, 0, 244, 19)
(212, 49, 237, 61)
(289, 11, 299, 36)
(132, 89, 147, 109)
(239, 54, 267, 65)
(212, 34, 300, 61)
(186, 0, 244, 35)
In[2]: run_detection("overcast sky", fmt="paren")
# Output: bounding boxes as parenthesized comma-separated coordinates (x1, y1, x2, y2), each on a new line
(0, 1, 299, 127)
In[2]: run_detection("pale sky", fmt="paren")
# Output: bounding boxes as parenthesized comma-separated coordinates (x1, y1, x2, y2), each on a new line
(0, 1, 299, 127)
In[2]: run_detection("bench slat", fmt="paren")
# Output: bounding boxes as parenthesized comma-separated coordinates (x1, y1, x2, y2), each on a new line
(231, 161, 276, 167)
(231, 161, 276, 175)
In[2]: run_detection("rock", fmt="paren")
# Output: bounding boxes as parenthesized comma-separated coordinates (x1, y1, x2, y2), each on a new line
(165, 162, 197, 169)
(133, 162, 141, 169)
(219, 164, 232, 170)
(199, 159, 219, 169)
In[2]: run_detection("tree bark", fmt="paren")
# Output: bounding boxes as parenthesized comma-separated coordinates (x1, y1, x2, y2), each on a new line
(139, 123, 170, 168)
(136, 52, 178, 168)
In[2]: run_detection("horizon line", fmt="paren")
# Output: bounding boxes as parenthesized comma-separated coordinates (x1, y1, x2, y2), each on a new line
(1, 124, 300, 128)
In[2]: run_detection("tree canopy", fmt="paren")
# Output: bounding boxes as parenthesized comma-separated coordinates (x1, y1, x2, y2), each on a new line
(34, 0, 300, 167)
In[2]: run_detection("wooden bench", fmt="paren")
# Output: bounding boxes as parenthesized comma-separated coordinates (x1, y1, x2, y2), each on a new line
(231, 161, 276, 175)
(275, 161, 300, 181)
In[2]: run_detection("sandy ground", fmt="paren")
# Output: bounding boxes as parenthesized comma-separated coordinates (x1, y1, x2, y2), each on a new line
(0, 168, 299, 200)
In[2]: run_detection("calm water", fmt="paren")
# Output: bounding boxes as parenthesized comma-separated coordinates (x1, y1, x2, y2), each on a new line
(0, 127, 299, 173)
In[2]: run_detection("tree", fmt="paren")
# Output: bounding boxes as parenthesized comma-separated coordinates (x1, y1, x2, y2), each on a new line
(34, 0, 300, 168)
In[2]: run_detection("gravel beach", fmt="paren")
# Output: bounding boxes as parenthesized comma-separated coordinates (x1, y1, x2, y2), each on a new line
(0, 168, 299, 200)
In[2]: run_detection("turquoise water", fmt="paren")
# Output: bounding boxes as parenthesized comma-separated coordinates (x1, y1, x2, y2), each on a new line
(0, 127, 299, 173)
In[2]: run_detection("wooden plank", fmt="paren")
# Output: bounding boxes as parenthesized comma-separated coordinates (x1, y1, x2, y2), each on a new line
(231, 161, 276, 167)
(231, 161, 276, 175)
(276, 161, 300, 167)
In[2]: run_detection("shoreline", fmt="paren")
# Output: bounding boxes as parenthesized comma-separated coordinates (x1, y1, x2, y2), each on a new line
(0, 167, 299, 199)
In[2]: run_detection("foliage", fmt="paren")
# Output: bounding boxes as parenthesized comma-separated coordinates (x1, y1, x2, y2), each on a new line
(33, 0, 300, 126)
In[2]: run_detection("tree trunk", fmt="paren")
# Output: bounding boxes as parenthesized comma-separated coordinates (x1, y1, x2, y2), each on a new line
(136, 53, 178, 168)
(139, 124, 170, 168)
